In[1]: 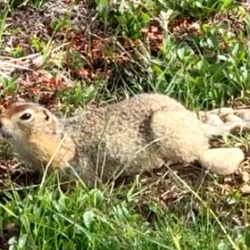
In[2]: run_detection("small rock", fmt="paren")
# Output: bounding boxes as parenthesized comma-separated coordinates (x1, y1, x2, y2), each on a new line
(242, 121, 250, 131)
(238, 112, 250, 121)
(240, 183, 250, 194)
(203, 114, 224, 126)
(200, 148, 244, 175)
(241, 171, 250, 183)
(224, 114, 242, 123)
(224, 177, 233, 183)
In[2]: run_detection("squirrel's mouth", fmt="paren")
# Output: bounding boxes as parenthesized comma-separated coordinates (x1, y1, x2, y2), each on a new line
(0, 120, 12, 139)
(0, 128, 12, 139)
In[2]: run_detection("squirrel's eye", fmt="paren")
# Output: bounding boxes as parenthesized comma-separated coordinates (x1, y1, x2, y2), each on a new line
(20, 113, 32, 120)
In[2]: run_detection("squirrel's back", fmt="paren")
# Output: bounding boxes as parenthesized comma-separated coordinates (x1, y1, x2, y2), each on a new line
(62, 93, 208, 182)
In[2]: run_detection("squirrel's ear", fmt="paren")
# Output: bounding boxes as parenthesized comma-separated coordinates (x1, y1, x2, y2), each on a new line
(42, 109, 51, 121)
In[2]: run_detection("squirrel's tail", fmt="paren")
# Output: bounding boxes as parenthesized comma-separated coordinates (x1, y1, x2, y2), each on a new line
(204, 121, 250, 138)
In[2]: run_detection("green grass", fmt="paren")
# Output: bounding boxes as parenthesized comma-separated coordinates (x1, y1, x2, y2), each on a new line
(1, 0, 250, 249)
(1, 173, 250, 250)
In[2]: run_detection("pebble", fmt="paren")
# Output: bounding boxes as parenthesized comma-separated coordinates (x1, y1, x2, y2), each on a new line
(203, 114, 224, 126)
(224, 114, 242, 123)
(238, 112, 250, 121)
(241, 171, 250, 183)
(200, 148, 245, 175)
(240, 183, 250, 194)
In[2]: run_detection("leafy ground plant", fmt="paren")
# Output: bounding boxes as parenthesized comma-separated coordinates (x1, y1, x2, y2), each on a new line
(1, 0, 250, 249)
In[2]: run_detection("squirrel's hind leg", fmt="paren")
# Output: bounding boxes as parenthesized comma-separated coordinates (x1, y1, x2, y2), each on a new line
(150, 110, 209, 164)
(150, 110, 245, 175)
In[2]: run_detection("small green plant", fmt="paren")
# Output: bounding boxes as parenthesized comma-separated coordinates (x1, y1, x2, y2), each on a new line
(30, 36, 46, 52)
(9, 45, 24, 58)
(51, 15, 72, 32)
(159, 0, 238, 17)
(0, 4, 9, 50)
(96, 0, 153, 38)
(66, 50, 85, 70)
(1, 75, 19, 94)
(60, 82, 97, 109)
(9, 27, 22, 35)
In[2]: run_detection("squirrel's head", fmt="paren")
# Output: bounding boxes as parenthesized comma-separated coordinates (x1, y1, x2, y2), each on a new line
(0, 102, 58, 143)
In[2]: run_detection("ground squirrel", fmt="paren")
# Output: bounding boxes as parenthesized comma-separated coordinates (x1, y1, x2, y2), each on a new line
(0, 93, 247, 187)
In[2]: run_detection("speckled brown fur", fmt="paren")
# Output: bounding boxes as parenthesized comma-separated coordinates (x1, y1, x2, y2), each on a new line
(0, 93, 240, 187)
